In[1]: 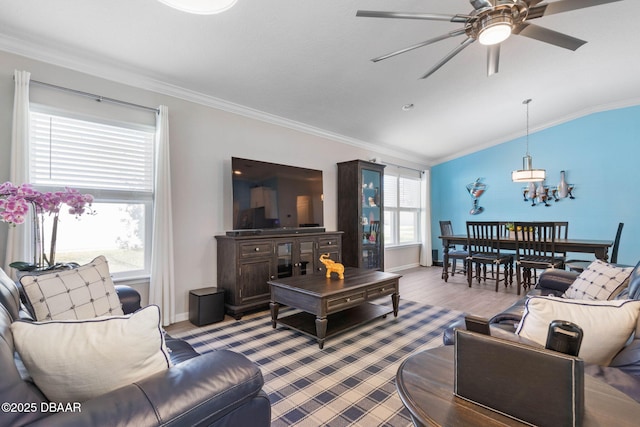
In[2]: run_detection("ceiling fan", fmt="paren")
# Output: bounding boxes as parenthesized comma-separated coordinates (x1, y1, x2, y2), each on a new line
(357, 0, 622, 79)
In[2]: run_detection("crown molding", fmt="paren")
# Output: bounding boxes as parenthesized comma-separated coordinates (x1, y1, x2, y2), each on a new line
(0, 32, 432, 167)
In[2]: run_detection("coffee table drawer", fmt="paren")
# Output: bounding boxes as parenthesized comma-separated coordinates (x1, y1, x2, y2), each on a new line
(367, 283, 396, 298)
(240, 242, 273, 258)
(326, 291, 365, 311)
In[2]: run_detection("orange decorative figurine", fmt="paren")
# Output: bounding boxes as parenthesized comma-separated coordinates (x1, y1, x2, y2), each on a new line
(319, 253, 345, 279)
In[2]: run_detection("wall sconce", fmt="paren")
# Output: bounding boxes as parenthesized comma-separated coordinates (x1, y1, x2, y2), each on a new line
(521, 171, 574, 207)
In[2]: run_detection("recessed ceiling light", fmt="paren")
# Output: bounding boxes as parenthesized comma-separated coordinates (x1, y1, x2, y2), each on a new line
(157, 0, 237, 15)
(402, 104, 415, 111)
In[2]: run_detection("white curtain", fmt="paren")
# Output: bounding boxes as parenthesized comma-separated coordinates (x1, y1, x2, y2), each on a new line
(4, 70, 31, 274)
(149, 105, 176, 326)
(419, 169, 433, 266)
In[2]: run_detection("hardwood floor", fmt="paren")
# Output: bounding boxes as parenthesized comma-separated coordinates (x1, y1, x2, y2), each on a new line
(398, 265, 522, 318)
(166, 265, 522, 335)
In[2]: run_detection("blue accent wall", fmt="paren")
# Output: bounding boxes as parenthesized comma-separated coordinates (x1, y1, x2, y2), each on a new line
(431, 105, 640, 266)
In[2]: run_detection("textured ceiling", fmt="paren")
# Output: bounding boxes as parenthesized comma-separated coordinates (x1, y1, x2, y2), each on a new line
(0, 0, 638, 165)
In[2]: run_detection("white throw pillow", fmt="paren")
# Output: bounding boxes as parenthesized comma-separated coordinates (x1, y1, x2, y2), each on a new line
(563, 259, 633, 300)
(11, 305, 171, 403)
(517, 296, 640, 366)
(20, 255, 124, 320)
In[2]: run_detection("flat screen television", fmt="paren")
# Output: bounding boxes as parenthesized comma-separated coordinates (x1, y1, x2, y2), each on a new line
(231, 157, 324, 232)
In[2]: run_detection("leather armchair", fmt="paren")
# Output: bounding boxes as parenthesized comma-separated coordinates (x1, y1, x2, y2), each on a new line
(441, 260, 640, 403)
(444, 260, 640, 345)
(0, 269, 271, 427)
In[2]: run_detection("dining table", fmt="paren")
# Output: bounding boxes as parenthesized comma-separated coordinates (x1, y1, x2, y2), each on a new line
(439, 234, 613, 282)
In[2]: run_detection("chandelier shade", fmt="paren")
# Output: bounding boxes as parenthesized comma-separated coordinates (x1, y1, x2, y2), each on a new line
(157, 0, 237, 15)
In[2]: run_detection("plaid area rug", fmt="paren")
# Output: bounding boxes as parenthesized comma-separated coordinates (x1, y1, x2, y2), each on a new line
(172, 300, 463, 426)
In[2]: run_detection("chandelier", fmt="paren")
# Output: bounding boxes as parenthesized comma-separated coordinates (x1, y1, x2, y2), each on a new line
(512, 99, 545, 182)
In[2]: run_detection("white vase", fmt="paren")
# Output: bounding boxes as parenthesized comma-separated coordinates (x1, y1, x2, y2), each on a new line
(527, 182, 536, 199)
(557, 170, 569, 199)
(537, 182, 545, 201)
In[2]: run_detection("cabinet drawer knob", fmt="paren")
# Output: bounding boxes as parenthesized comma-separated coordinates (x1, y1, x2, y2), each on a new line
(254, 247, 260, 252)
(346, 297, 351, 302)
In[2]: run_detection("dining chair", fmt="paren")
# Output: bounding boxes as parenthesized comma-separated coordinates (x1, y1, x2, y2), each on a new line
(513, 222, 565, 295)
(439, 220, 467, 281)
(566, 222, 624, 272)
(553, 221, 569, 267)
(466, 221, 513, 291)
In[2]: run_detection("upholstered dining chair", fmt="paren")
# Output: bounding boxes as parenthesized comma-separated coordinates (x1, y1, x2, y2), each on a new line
(513, 221, 565, 295)
(466, 221, 513, 291)
(566, 222, 624, 272)
(439, 220, 467, 281)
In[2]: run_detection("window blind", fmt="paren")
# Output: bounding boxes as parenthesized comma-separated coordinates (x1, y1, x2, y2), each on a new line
(399, 177, 421, 208)
(30, 112, 154, 192)
(384, 175, 397, 208)
(384, 174, 420, 208)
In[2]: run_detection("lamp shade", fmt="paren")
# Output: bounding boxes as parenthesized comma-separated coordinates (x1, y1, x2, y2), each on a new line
(512, 154, 546, 182)
(512, 169, 546, 182)
(157, 0, 237, 14)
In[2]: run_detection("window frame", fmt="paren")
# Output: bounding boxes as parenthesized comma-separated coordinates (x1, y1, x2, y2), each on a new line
(27, 105, 155, 280)
(383, 169, 422, 247)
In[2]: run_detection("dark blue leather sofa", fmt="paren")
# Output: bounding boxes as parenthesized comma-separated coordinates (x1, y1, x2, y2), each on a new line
(0, 267, 271, 427)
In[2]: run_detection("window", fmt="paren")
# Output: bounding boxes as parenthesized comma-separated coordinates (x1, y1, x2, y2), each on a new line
(29, 109, 155, 279)
(383, 170, 422, 246)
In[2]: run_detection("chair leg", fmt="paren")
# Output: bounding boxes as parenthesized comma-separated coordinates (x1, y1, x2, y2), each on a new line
(509, 262, 514, 285)
(467, 261, 473, 288)
(451, 259, 457, 276)
(523, 268, 532, 291)
(502, 263, 509, 291)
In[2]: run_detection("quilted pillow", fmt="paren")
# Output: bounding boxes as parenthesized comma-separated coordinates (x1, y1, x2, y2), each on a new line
(11, 305, 171, 403)
(563, 259, 633, 300)
(517, 296, 640, 366)
(19, 255, 123, 321)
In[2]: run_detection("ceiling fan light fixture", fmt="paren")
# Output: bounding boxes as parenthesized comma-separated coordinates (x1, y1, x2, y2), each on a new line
(157, 0, 237, 15)
(478, 22, 512, 45)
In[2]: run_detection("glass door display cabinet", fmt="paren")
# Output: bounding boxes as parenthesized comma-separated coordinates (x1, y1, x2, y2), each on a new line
(276, 239, 315, 278)
(337, 160, 385, 270)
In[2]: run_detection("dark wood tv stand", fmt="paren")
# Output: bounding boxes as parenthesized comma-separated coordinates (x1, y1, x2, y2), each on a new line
(215, 231, 343, 319)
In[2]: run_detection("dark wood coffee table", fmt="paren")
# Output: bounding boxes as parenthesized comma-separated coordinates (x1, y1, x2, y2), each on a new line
(269, 268, 401, 349)
(397, 346, 640, 426)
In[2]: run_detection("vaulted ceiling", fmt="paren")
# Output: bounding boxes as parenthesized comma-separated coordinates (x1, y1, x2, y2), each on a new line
(1, 0, 638, 165)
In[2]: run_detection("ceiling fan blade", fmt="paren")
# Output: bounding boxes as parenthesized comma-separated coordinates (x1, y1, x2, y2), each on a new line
(514, 23, 586, 50)
(486, 44, 500, 76)
(527, 0, 622, 20)
(420, 38, 475, 79)
(372, 29, 466, 62)
(356, 10, 470, 23)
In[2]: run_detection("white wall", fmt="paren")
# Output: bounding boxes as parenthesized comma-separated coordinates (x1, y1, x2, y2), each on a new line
(0, 50, 428, 322)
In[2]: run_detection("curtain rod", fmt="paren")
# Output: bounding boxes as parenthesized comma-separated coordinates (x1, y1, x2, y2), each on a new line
(29, 79, 159, 114)
(373, 159, 424, 174)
